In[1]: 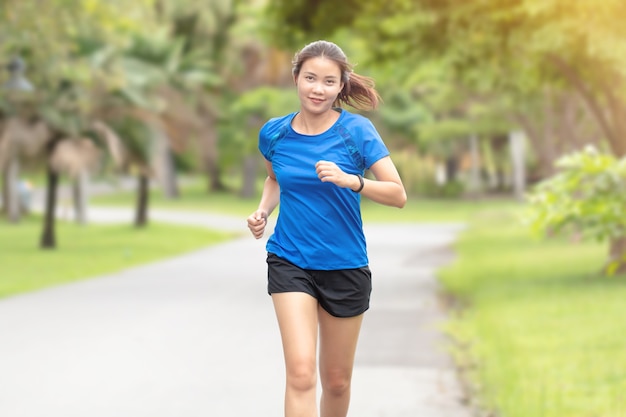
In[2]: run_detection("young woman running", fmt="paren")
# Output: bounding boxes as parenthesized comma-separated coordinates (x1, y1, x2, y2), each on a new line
(247, 40, 406, 417)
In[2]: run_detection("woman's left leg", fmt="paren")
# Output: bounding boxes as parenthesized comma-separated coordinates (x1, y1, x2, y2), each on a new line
(317, 306, 364, 417)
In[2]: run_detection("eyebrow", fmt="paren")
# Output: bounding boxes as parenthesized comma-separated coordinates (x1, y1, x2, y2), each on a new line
(303, 71, 339, 79)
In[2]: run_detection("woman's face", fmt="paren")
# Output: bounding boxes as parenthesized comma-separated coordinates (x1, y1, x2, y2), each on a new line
(295, 57, 344, 116)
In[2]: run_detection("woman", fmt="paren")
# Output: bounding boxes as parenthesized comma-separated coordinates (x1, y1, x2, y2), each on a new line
(247, 40, 406, 417)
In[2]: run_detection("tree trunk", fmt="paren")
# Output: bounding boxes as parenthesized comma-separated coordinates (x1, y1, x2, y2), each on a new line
(602, 79, 626, 157)
(515, 88, 603, 184)
(40, 165, 59, 249)
(514, 110, 553, 181)
(207, 159, 226, 192)
(1, 169, 6, 215)
(490, 135, 509, 191)
(607, 236, 626, 276)
(72, 170, 88, 225)
(152, 126, 179, 199)
(509, 130, 526, 201)
(135, 173, 149, 228)
(240, 155, 259, 198)
(161, 145, 179, 199)
(445, 156, 458, 183)
(466, 135, 482, 195)
(5, 158, 21, 223)
(198, 106, 227, 192)
(549, 54, 626, 157)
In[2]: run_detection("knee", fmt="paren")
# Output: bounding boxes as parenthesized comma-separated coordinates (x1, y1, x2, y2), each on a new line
(286, 360, 317, 393)
(321, 368, 352, 397)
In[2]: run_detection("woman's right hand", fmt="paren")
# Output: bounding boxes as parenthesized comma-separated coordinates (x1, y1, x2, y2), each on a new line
(247, 210, 268, 239)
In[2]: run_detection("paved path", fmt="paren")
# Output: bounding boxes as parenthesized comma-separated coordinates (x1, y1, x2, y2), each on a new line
(0, 204, 470, 416)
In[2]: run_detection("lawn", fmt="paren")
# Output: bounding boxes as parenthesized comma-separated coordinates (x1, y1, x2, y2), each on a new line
(4, 179, 511, 300)
(0, 216, 232, 299)
(90, 179, 261, 218)
(439, 207, 626, 417)
(91, 176, 521, 223)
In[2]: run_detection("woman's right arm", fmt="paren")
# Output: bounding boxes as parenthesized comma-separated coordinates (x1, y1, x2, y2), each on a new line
(247, 161, 279, 239)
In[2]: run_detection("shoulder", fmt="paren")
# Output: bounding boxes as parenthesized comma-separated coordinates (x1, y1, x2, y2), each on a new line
(260, 112, 296, 140)
(259, 112, 297, 160)
(337, 109, 372, 127)
(335, 109, 379, 136)
(335, 109, 380, 139)
(335, 109, 388, 169)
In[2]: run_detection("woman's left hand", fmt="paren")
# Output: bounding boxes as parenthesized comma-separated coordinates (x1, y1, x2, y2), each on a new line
(315, 160, 360, 191)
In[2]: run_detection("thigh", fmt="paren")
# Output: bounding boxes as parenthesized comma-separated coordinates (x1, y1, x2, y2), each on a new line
(318, 306, 364, 382)
(272, 292, 319, 371)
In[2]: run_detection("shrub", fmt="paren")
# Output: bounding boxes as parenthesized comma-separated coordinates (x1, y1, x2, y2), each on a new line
(525, 146, 626, 275)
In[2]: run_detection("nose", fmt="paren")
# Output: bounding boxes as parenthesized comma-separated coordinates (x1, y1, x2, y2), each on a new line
(312, 82, 323, 94)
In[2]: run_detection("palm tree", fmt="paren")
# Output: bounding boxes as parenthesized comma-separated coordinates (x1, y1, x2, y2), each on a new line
(157, 0, 239, 193)
(92, 30, 216, 227)
(0, 57, 39, 222)
(0, 116, 50, 222)
(37, 79, 124, 247)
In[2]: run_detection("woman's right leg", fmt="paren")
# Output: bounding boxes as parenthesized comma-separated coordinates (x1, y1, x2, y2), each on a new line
(272, 292, 319, 417)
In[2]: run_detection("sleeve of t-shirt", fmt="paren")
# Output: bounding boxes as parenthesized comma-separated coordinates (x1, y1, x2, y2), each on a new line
(258, 120, 273, 161)
(360, 118, 390, 169)
(258, 113, 293, 162)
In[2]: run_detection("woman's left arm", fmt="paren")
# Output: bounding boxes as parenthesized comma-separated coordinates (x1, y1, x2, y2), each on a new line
(316, 156, 406, 208)
(360, 156, 407, 208)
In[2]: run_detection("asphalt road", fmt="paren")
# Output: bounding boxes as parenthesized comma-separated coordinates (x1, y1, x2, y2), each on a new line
(0, 208, 470, 417)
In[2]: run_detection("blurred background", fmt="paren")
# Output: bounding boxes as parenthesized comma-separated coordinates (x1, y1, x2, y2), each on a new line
(1, 1, 625, 416)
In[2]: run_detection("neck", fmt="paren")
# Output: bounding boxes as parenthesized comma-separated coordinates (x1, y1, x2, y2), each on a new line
(293, 108, 341, 135)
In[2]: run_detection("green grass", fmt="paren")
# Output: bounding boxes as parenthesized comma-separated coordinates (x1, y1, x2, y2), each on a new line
(91, 181, 260, 217)
(362, 196, 521, 223)
(91, 177, 522, 223)
(4, 178, 511, 300)
(439, 208, 626, 417)
(0, 216, 233, 299)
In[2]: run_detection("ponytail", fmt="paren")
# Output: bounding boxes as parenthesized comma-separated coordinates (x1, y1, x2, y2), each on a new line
(336, 72, 381, 111)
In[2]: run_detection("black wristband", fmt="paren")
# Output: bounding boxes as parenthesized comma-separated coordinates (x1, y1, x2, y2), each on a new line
(353, 174, 364, 193)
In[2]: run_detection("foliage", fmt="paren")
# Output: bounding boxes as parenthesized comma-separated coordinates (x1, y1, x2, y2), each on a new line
(0, 0, 157, 94)
(261, 0, 626, 161)
(525, 146, 626, 241)
(264, 0, 362, 50)
(525, 146, 626, 274)
(218, 87, 299, 166)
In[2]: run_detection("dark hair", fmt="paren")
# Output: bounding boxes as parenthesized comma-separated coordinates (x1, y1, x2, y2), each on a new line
(292, 40, 381, 110)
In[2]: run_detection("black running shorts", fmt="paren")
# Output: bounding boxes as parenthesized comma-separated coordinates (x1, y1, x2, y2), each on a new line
(266, 253, 372, 318)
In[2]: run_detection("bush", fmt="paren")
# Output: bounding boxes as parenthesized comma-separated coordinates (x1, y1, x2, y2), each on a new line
(525, 146, 626, 275)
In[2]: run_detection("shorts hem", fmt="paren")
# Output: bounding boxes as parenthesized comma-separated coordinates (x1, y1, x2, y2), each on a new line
(321, 303, 370, 318)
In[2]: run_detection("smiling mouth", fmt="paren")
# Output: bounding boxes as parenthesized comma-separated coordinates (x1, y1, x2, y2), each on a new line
(310, 98, 324, 104)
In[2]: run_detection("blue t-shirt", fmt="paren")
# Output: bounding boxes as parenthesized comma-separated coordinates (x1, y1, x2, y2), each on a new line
(258, 109, 389, 270)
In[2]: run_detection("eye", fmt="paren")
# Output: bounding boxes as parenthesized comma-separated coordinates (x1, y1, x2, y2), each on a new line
(326, 80, 336, 85)
(304, 75, 314, 81)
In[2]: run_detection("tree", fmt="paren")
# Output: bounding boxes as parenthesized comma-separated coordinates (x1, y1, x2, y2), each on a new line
(526, 146, 626, 276)
(90, 29, 213, 227)
(155, 0, 240, 193)
(0, 0, 158, 244)
(263, 0, 626, 174)
(37, 75, 127, 247)
(225, 86, 299, 197)
(0, 60, 39, 222)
